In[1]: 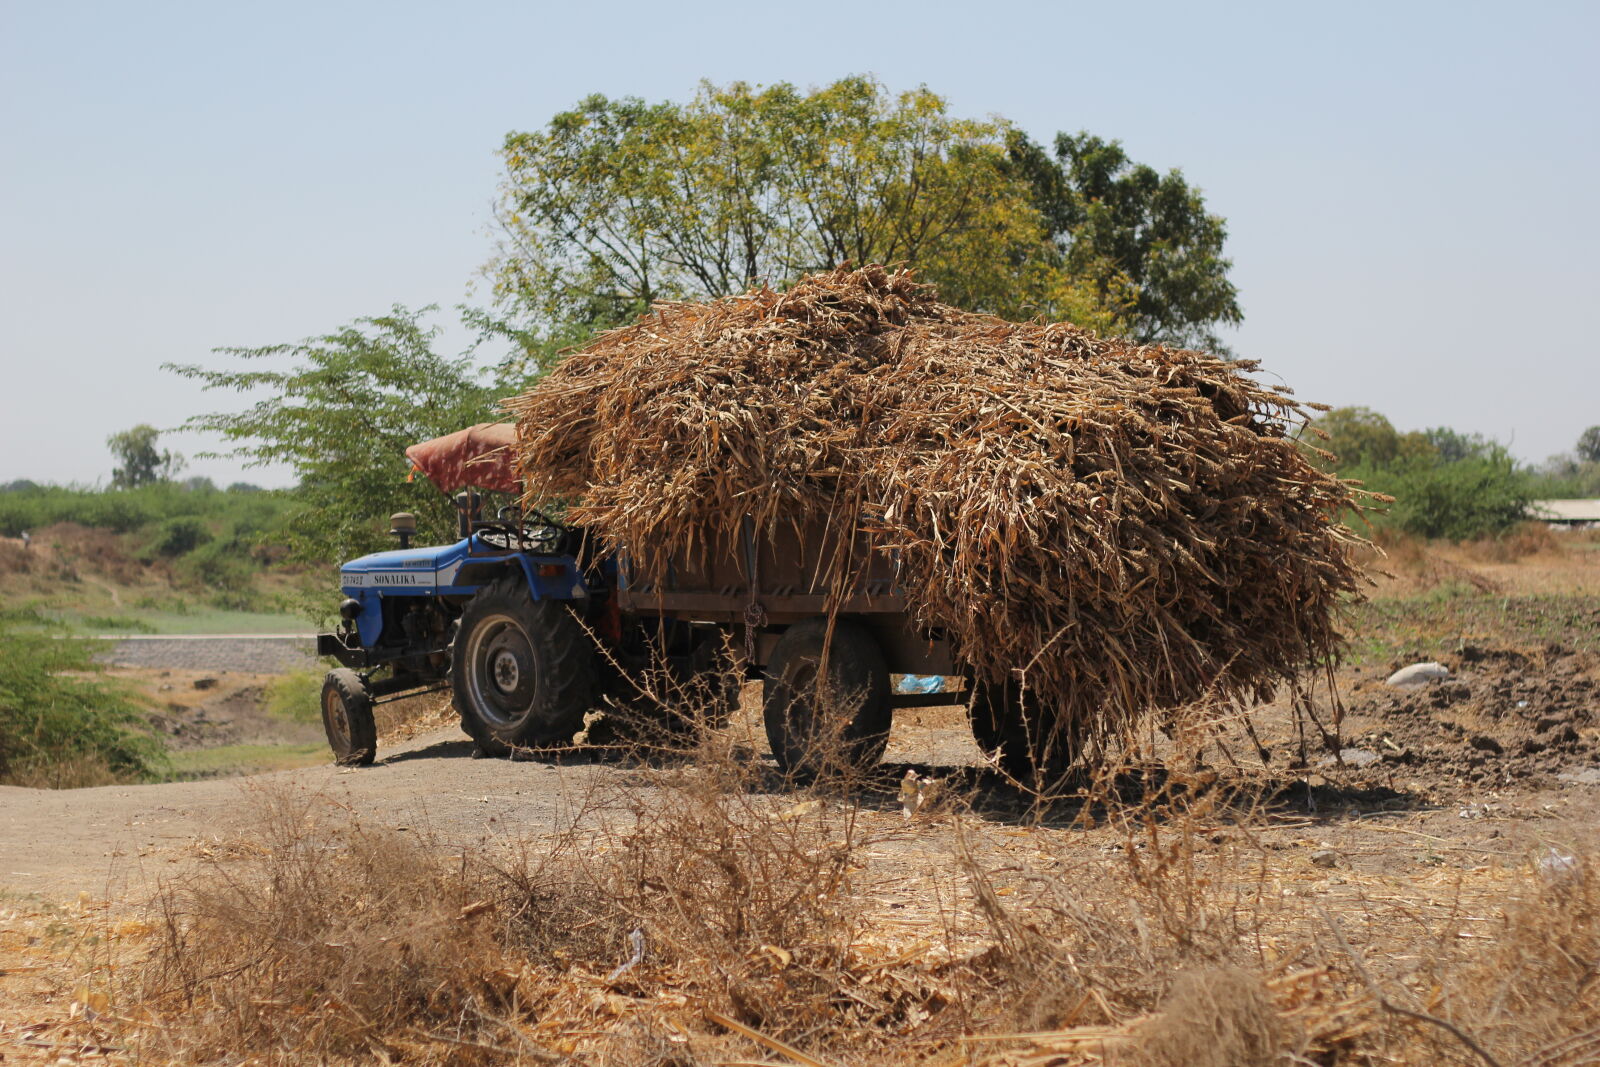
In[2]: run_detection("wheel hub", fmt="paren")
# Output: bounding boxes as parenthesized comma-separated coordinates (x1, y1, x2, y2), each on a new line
(491, 648, 521, 692)
(324, 693, 350, 744)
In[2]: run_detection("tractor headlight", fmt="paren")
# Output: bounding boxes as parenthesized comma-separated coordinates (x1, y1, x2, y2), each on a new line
(339, 597, 363, 622)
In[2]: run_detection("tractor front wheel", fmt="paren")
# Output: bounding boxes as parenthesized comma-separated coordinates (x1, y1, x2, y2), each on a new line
(321, 668, 377, 766)
(452, 576, 596, 757)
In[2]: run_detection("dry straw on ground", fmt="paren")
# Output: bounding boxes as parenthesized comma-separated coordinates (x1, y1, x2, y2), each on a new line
(508, 266, 1368, 759)
(115, 778, 1600, 1066)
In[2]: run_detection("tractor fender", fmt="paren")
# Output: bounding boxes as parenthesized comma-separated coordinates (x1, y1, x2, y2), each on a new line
(455, 553, 588, 602)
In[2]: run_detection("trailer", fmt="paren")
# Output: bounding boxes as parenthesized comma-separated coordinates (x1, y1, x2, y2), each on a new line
(316, 426, 1022, 776)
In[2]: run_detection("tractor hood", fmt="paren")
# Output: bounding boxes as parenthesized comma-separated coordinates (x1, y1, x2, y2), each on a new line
(340, 539, 472, 592)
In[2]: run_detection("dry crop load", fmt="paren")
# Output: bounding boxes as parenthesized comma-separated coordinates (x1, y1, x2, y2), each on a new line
(508, 266, 1365, 760)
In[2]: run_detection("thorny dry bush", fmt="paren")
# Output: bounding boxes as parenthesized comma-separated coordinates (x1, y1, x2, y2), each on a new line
(129, 705, 1600, 1066)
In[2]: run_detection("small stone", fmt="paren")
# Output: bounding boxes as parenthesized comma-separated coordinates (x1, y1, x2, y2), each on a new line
(1386, 662, 1450, 688)
(1310, 849, 1338, 868)
(193, 677, 218, 690)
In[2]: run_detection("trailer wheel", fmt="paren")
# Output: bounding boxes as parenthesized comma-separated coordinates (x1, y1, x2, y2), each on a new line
(321, 668, 377, 766)
(763, 617, 890, 778)
(968, 678, 1075, 786)
(452, 576, 596, 756)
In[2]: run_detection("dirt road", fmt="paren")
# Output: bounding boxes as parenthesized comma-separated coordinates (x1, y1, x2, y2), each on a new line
(0, 728, 648, 901)
(0, 706, 983, 902)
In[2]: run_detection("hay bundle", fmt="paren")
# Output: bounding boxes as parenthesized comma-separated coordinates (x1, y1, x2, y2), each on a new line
(506, 266, 1365, 752)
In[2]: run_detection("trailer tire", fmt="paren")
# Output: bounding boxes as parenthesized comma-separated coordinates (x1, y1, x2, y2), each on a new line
(321, 668, 377, 766)
(452, 577, 595, 757)
(968, 678, 1075, 786)
(763, 617, 890, 778)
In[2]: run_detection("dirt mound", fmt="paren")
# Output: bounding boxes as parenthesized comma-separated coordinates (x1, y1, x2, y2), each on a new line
(38, 522, 156, 585)
(508, 265, 1367, 757)
(1349, 645, 1599, 787)
(0, 538, 32, 576)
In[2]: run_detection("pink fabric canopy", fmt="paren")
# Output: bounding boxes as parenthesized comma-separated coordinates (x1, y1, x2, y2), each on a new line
(404, 423, 520, 493)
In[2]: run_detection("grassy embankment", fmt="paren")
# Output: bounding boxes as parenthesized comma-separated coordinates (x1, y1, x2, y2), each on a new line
(0, 483, 337, 786)
(0, 482, 317, 634)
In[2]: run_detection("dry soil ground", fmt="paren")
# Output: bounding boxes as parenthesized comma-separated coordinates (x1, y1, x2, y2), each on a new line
(1, 530, 1598, 1064)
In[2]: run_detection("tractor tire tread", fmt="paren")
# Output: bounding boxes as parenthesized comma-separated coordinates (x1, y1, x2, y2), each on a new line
(451, 575, 595, 756)
(322, 667, 377, 767)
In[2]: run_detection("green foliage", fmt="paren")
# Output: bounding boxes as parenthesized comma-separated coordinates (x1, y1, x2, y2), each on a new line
(1304, 406, 1437, 470)
(180, 538, 255, 593)
(1530, 453, 1600, 499)
(0, 481, 290, 538)
(81, 614, 159, 633)
(1422, 426, 1493, 463)
(0, 609, 165, 786)
(166, 306, 502, 564)
(494, 76, 1137, 344)
(1310, 406, 1532, 539)
(1307, 406, 1402, 468)
(107, 424, 184, 488)
(150, 516, 213, 557)
(1005, 131, 1241, 351)
(1576, 425, 1600, 464)
(266, 670, 324, 725)
(1355, 453, 1531, 540)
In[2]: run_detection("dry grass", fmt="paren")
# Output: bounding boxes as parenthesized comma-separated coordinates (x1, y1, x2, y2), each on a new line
(1, 752, 133, 789)
(94, 725, 1598, 1067)
(1367, 525, 1600, 598)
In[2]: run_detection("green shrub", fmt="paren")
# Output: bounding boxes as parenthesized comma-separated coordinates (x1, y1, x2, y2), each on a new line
(1356, 453, 1531, 540)
(0, 483, 292, 539)
(82, 614, 160, 633)
(150, 516, 213, 557)
(182, 537, 247, 580)
(0, 609, 165, 786)
(266, 670, 324, 724)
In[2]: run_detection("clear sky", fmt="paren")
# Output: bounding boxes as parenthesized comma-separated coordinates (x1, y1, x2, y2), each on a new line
(3, 0, 1595, 488)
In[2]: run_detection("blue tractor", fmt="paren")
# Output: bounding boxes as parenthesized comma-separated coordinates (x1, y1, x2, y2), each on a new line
(315, 426, 1035, 777)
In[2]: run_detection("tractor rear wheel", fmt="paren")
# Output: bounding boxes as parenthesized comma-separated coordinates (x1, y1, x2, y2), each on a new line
(763, 617, 890, 778)
(321, 668, 377, 766)
(452, 576, 596, 757)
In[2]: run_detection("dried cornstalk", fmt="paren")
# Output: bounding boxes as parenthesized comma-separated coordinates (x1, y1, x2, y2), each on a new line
(506, 266, 1368, 760)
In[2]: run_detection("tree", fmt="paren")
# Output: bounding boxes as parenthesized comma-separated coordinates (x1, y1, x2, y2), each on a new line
(1307, 407, 1402, 469)
(1005, 131, 1241, 351)
(107, 424, 183, 488)
(1308, 407, 1534, 538)
(166, 307, 502, 563)
(1422, 426, 1491, 464)
(1306, 407, 1443, 471)
(493, 76, 1135, 338)
(1384, 450, 1531, 540)
(1577, 425, 1600, 463)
